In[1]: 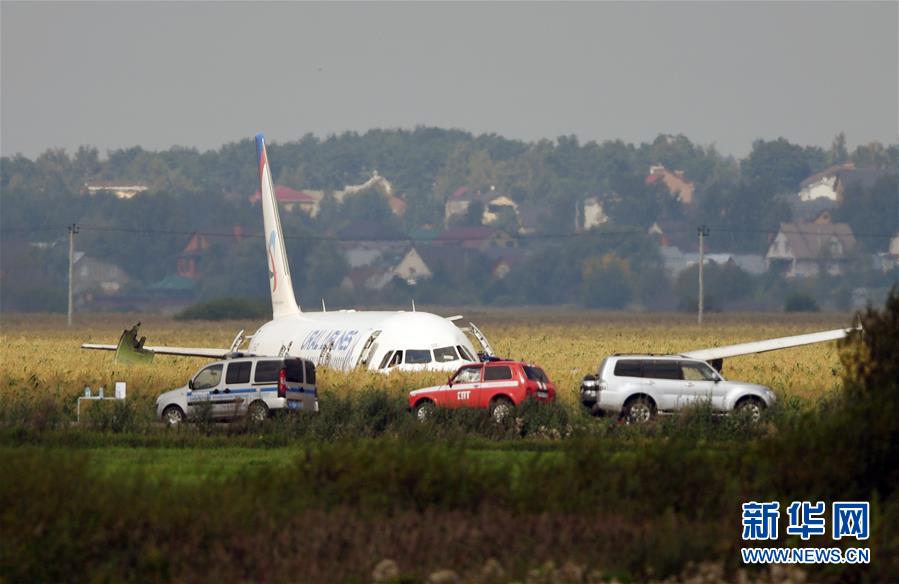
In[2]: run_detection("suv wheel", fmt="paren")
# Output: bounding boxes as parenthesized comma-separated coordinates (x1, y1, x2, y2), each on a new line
(623, 397, 656, 424)
(490, 397, 514, 423)
(735, 397, 765, 423)
(247, 400, 269, 423)
(413, 400, 436, 422)
(162, 405, 185, 427)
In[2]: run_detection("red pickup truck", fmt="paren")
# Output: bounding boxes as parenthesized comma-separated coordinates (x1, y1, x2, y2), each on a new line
(408, 360, 556, 421)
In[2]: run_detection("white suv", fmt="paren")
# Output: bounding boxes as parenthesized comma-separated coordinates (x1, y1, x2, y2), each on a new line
(580, 355, 775, 423)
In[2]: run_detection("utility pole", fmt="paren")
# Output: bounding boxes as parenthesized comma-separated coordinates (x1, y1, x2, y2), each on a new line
(67, 223, 79, 326)
(697, 225, 709, 325)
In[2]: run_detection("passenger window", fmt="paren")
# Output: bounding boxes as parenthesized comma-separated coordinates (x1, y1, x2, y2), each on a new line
(193, 364, 223, 390)
(613, 360, 642, 378)
(484, 365, 512, 381)
(254, 360, 281, 383)
(285, 359, 304, 383)
(680, 361, 716, 381)
(433, 346, 458, 363)
(225, 361, 252, 384)
(388, 351, 403, 368)
(453, 366, 482, 384)
(405, 349, 432, 364)
(304, 360, 316, 384)
(644, 361, 683, 380)
(379, 351, 393, 370)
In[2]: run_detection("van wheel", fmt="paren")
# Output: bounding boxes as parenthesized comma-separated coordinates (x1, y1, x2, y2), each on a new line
(247, 401, 269, 423)
(623, 397, 656, 424)
(490, 397, 514, 423)
(413, 400, 436, 422)
(162, 405, 184, 427)
(735, 397, 765, 423)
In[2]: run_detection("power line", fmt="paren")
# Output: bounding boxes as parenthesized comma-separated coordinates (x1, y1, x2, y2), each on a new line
(1, 223, 895, 243)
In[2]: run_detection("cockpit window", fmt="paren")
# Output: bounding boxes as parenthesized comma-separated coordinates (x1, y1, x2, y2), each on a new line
(388, 351, 403, 368)
(457, 345, 475, 361)
(433, 346, 458, 363)
(379, 351, 393, 370)
(405, 349, 432, 364)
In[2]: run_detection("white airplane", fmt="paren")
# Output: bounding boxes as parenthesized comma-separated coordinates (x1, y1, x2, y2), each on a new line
(82, 134, 486, 372)
(84, 134, 857, 373)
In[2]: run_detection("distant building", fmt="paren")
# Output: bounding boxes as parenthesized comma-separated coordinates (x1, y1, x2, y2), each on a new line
(177, 232, 211, 280)
(83, 181, 149, 199)
(251, 172, 405, 217)
(250, 185, 323, 215)
(646, 165, 694, 204)
(648, 220, 698, 252)
(391, 245, 484, 285)
(73, 253, 130, 296)
(766, 222, 858, 278)
(444, 187, 520, 227)
(576, 196, 608, 232)
(798, 163, 893, 203)
(798, 163, 854, 202)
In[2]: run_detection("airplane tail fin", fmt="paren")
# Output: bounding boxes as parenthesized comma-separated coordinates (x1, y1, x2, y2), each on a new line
(256, 133, 301, 318)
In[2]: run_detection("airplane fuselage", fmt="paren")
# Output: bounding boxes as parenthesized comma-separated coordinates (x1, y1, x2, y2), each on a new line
(248, 310, 479, 372)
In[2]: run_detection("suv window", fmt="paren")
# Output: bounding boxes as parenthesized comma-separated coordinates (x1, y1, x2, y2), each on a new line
(254, 360, 281, 383)
(614, 360, 643, 378)
(193, 364, 223, 390)
(680, 361, 716, 381)
(225, 361, 252, 384)
(304, 360, 316, 385)
(453, 365, 482, 384)
(484, 365, 512, 381)
(523, 365, 547, 382)
(285, 359, 304, 383)
(644, 360, 682, 380)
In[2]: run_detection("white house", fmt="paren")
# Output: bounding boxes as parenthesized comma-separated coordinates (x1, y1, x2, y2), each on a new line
(766, 222, 858, 278)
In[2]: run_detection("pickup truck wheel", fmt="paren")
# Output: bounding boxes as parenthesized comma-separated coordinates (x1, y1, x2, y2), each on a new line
(162, 405, 184, 427)
(735, 397, 765, 423)
(623, 397, 655, 424)
(413, 400, 436, 422)
(247, 400, 269, 423)
(490, 397, 514, 423)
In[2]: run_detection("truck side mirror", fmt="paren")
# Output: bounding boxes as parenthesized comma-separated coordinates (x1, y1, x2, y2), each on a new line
(188, 379, 194, 390)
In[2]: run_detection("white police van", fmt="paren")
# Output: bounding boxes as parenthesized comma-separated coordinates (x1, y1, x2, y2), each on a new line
(156, 355, 318, 425)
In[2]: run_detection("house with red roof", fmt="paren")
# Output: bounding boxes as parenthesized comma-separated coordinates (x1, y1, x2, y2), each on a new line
(249, 185, 323, 215)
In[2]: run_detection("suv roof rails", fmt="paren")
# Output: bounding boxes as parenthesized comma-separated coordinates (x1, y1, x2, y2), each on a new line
(610, 353, 679, 357)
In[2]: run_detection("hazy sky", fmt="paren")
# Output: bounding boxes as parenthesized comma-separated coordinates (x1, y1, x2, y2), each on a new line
(2, 1, 896, 158)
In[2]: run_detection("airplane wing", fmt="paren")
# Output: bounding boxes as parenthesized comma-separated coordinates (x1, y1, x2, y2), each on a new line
(81, 322, 229, 364)
(81, 343, 228, 359)
(682, 327, 855, 362)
